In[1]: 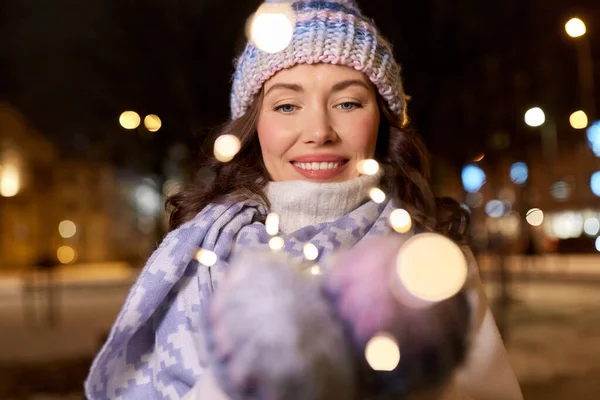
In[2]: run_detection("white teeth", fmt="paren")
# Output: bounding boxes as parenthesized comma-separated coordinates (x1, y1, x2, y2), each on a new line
(293, 161, 341, 170)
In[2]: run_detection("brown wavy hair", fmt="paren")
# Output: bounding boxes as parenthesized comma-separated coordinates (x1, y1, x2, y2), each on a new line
(166, 91, 469, 241)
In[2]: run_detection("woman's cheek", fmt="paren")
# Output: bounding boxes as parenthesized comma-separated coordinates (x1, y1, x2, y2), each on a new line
(337, 113, 379, 155)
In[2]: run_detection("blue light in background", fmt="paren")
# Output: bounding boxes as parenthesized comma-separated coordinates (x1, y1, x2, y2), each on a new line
(591, 171, 600, 197)
(461, 164, 486, 193)
(510, 162, 529, 185)
(587, 121, 600, 157)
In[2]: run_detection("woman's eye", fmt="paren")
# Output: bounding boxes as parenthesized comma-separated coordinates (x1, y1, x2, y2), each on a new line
(275, 104, 297, 113)
(338, 102, 361, 110)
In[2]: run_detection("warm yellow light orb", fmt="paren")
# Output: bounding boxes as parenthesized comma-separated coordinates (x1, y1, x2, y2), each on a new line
(58, 220, 77, 239)
(565, 18, 586, 38)
(569, 110, 588, 129)
(303, 243, 319, 261)
(266, 213, 280, 236)
(144, 114, 162, 132)
(57, 246, 77, 264)
(214, 135, 242, 163)
(396, 233, 468, 302)
(369, 188, 386, 204)
(390, 209, 412, 233)
(365, 334, 401, 371)
(119, 111, 141, 130)
(249, 3, 295, 54)
(195, 249, 218, 267)
(269, 236, 285, 251)
(357, 159, 380, 176)
(526, 208, 544, 227)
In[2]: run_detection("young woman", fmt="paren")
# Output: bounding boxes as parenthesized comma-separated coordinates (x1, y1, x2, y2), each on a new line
(86, 1, 522, 399)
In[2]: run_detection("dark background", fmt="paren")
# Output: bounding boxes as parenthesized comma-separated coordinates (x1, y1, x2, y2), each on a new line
(1, 0, 597, 170)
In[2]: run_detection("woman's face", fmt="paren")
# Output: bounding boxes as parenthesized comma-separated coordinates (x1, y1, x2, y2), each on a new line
(257, 64, 380, 182)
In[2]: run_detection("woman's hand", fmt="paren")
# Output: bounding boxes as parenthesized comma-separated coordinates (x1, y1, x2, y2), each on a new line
(324, 235, 472, 399)
(204, 251, 357, 400)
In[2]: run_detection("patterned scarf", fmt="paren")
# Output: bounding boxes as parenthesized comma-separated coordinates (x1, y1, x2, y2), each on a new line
(85, 198, 397, 399)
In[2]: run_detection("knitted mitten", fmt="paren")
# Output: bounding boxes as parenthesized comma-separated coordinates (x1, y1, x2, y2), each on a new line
(204, 251, 358, 400)
(323, 235, 471, 399)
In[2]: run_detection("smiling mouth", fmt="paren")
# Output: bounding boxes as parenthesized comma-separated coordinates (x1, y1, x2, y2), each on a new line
(290, 160, 349, 171)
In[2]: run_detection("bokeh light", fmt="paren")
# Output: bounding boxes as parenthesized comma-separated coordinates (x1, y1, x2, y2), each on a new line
(214, 134, 242, 163)
(248, 3, 295, 54)
(591, 172, 600, 197)
(524, 107, 545, 127)
(526, 208, 544, 226)
(587, 121, 600, 156)
(485, 200, 507, 218)
(310, 265, 322, 276)
(59, 220, 77, 239)
(466, 192, 484, 208)
(144, 114, 162, 132)
(195, 249, 217, 267)
(596, 237, 600, 252)
(569, 110, 588, 129)
(369, 188, 386, 204)
(473, 153, 485, 162)
(265, 213, 280, 236)
(303, 243, 319, 261)
(134, 184, 161, 216)
(461, 164, 486, 193)
(592, 142, 600, 157)
(365, 334, 401, 372)
(395, 233, 468, 302)
(583, 218, 600, 236)
(0, 164, 20, 197)
(510, 162, 529, 185)
(551, 181, 571, 201)
(269, 236, 285, 251)
(356, 159, 380, 176)
(119, 111, 141, 130)
(390, 209, 412, 233)
(565, 18, 587, 38)
(551, 212, 584, 239)
(57, 246, 77, 264)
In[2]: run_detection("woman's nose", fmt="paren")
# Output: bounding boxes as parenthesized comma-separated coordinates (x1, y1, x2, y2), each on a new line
(301, 110, 339, 146)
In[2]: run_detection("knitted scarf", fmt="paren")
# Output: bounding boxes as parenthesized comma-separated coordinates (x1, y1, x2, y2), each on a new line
(85, 196, 398, 399)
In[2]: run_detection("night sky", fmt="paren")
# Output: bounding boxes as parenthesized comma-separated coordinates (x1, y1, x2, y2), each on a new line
(0, 0, 598, 172)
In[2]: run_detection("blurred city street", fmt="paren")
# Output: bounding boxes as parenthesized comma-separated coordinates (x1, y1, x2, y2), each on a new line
(1, 0, 600, 398)
(1, 258, 600, 399)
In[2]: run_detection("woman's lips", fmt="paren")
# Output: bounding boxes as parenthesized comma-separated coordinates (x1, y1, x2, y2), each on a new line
(291, 160, 349, 181)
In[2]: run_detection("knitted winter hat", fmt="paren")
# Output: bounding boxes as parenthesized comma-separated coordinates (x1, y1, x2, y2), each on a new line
(230, 0, 407, 124)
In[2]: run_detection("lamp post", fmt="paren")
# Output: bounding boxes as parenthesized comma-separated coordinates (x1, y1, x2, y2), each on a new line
(565, 17, 596, 120)
(525, 106, 558, 165)
(525, 106, 558, 167)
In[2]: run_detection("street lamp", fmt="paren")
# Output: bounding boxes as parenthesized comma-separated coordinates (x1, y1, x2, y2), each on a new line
(524, 107, 545, 127)
(524, 107, 557, 163)
(565, 18, 586, 38)
(565, 17, 596, 119)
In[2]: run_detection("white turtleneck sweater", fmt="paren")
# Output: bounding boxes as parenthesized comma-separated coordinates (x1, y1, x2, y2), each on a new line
(266, 173, 382, 234)
(186, 175, 523, 400)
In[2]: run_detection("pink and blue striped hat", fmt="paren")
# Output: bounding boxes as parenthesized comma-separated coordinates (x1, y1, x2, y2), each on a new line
(230, 0, 407, 124)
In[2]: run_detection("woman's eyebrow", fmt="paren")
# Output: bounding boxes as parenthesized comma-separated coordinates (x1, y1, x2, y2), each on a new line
(331, 79, 370, 93)
(265, 83, 304, 96)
